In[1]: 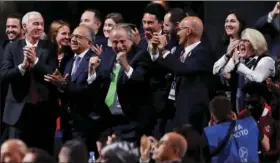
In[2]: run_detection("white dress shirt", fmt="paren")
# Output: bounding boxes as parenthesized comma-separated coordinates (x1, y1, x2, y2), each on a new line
(236, 56, 275, 82)
(149, 41, 201, 61)
(219, 55, 275, 82)
(71, 49, 89, 75)
(18, 40, 39, 76)
(213, 54, 231, 75)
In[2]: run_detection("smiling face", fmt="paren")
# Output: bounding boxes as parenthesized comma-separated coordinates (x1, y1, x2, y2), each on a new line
(6, 18, 22, 41)
(224, 14, 240, 38)
(56, 25, 70, 47)
(103, 18, 116, 38)
(23, 14, 44, 40)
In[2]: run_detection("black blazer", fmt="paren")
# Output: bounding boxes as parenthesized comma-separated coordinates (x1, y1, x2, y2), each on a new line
(157, 42, 215, 131)
(0, 39, 58, 125)
(254, 14, 280, 58)
(98, 46, 156, 128)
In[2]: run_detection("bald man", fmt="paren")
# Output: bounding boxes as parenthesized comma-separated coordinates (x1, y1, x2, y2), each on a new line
(0, 139, 27, 163)
(150, 16, 216, 133)
(152, 132, 187, 163)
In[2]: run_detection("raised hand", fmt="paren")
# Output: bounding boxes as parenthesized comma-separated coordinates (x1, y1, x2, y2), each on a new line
(88, 56, 101, 75)
(92, 44, 103, 56)
(131, 28, 141, 45)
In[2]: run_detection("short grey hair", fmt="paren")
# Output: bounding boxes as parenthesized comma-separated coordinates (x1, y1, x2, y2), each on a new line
(111, 23, 133, 41)
(22, 11, 42, 26)
(78, 24, 96, 43)
(241, 28, 268, 56)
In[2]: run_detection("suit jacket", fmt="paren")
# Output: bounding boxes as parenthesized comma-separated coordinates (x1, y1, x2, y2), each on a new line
(254, 14, 280, 58)
(0, 39, 58, 125)
(63, 49, 102, 118)
(98, 45, 156, 128)
(157, 42, 215, 131)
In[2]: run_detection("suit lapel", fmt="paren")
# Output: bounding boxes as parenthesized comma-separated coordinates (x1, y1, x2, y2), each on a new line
(71, 51, 91, 82)
(18, 40, 26, 65)
(64, 57, 74, 76)
(36, 40, 48, 59)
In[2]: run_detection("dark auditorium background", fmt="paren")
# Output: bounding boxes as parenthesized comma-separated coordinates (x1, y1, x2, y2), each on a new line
(0, 1, 276, 49)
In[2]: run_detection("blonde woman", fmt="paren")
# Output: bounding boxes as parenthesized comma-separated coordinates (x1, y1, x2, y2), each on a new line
(48, 20, 72, 70)
(220, 28, 275, 112)
(222, 28, 275, 82)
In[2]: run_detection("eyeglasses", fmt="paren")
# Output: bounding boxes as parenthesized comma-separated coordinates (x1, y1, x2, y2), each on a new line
(70, 34, 89, 41)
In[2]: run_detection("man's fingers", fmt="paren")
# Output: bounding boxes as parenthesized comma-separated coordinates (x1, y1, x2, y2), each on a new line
(64, 74, 70, 80)
(134, 28, 139, 34)
(44, 75, 56, 82)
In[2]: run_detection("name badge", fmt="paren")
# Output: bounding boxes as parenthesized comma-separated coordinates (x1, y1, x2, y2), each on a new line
(168, 81, 176, 101)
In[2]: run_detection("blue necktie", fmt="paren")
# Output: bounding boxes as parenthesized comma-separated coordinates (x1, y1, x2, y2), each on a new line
(71, 56, 81, 81)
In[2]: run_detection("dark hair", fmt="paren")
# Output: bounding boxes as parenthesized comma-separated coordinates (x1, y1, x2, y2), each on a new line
(27, 148, 55, 163)
(101, 141, 139, 163)
(105, 13, 124, 24)
(209, 96, 232, 121)
(168, 8, 186, 25)
(6, 13, 22, 27)
(174, 124, 202, 162)
(84, 8, 102, 22)
(143, 3, 166, 22)
(62, 139, 88, 163)
(222, 10, 246, 45)
(242, 82, 271, 102)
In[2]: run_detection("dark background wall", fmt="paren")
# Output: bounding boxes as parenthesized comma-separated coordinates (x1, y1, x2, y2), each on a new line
(204, 1, 275, 49)
(0, 1, 276, 49)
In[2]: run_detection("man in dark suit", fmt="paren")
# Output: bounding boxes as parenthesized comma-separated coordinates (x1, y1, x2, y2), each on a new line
(80, 9, 106, 47)
(254, 2, 280, 59)
(136, 3, 166, 50)
(88, 24, 156, 144)
(0, 13, 24, 142)
(44, 25, 106, 156)
(0, 11, 58, 154)
(151, 16, 215, 133)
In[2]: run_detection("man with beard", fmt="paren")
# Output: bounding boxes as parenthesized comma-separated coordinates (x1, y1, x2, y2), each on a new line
(149, 16, 215, 133)
(149, 8, 186, 138)
(163, 8, 186, 51)
(137, 3, 165, 50)
(0, 13, 24, 143)
(0, 11, 58, 154)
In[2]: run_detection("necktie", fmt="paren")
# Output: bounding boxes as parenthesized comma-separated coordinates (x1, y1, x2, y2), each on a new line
(105, 64, 121, 108)
(71, 56, 81, 76)
(28, 46, 37, 71)
(28, 46, 40, 104)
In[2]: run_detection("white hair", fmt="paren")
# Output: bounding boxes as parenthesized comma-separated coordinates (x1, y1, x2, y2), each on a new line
(22, 11, 42, 26)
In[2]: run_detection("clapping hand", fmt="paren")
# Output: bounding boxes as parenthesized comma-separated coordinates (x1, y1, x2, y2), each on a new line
(44, 69, 69, 87)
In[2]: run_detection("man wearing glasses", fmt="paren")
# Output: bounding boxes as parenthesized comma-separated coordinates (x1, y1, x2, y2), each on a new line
(44, 25, 103, 157)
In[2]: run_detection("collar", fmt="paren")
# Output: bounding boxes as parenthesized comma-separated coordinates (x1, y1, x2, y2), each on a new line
(25, 39, 39, 47)
(107, 39, 112, 47)
(74, 49, 89, 59)
(184, 41, 201, 56)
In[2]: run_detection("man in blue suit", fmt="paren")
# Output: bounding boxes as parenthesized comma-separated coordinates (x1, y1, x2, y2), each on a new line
(150, 16, 215, 133)
(44, 25, 105, 156)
